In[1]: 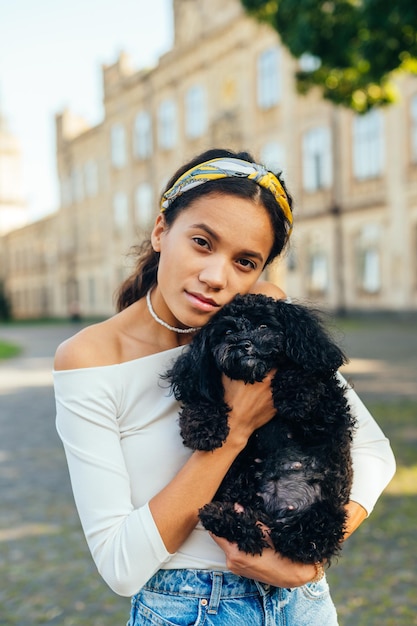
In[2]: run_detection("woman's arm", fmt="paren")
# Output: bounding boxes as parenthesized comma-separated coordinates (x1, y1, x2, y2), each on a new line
(344, 500, 367, 540)
(340, 373, 396, 515)
(54, 365, 172, 597)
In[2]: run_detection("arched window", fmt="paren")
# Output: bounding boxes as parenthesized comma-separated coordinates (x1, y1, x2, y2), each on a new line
(257, 47, 281, 109)
(133, 112, 153, 159)
(185, 85, 207, 138)
(302, 127, 333, 191)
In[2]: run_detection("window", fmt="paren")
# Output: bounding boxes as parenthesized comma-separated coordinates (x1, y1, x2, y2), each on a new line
(308, 251, 328, 294)
(352, 110, 384, 180)
(185, 85, 207, 138)
(133, 112, 153, 159)
(113, 192, 129, 233)
(260, 141, 286, 174)
(302, 127, 333, 191)
(111, 124, 127, 168)
(71, 167, 84, 203)
(257, 47, 281, 109)
(158, 99, 177, 149)
(411, 95, 417, 164)
(286, 248, 297, 271)
(135, 183, 154, 230)
(60, 177, 72, 207)
(361, 249, 381, 293)
(356, 224, 381, 293)
(84, 160, 98, 197)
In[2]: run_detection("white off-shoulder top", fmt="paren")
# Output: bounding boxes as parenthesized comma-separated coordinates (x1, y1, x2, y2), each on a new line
(54, 346, 395, 597)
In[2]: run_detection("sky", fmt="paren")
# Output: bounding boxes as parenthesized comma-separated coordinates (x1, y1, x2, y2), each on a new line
(0, 0, 173, 221)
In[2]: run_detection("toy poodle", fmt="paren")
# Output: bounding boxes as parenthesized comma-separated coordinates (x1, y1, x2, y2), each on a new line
(164, 293, 356, 564)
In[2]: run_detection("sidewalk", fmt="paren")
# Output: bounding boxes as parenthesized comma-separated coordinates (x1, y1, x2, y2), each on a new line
(335, 316, 417, 401)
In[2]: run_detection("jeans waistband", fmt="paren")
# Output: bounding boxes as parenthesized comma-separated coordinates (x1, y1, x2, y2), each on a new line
(143, 569, 274, 612)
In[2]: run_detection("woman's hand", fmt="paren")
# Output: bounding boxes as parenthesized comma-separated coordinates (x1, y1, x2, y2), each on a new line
(210, 534, 318, 589)
(222, 372, 276, 447)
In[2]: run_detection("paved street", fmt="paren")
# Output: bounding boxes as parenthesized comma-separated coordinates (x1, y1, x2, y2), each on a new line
(334, 315, 417, 401)
(0, 316, 416, 625)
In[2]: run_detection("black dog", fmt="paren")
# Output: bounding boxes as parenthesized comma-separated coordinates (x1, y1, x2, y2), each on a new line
(165, 294, 356, 564)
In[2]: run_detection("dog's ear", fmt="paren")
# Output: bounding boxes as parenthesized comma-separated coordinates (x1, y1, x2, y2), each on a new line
(274, 300, 347, 373)
(166, 326, 223, 405)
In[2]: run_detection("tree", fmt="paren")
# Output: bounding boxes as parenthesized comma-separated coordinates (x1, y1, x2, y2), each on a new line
(241, 0, 417, 112)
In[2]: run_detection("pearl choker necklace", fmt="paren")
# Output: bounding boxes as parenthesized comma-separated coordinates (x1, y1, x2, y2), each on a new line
(146, 289, 201, 334)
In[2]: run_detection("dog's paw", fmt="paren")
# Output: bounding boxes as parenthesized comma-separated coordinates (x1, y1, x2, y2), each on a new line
(179, 407, 230, 451)
(199, 503, 268, 556)
(181, 431, 228, 451)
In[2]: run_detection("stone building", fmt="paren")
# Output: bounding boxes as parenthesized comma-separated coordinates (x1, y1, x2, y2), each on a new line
(1, 0, 417, 318)
(1, 214, 58, 318)
(0, 108, 27, 235)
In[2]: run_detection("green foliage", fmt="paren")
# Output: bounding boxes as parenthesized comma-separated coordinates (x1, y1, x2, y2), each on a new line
(0, 340, 21, 359)
(240, 0, 417, 112)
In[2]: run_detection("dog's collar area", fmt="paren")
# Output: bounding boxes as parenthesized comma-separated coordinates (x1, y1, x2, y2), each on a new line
(146, 289, 202, 334)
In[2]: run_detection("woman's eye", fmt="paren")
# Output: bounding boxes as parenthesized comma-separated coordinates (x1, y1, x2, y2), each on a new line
(237, 258, 256, 270)
(192, 237, 209, 249)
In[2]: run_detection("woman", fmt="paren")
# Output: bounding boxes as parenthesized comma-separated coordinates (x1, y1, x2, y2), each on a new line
(54, 148, 395, 625)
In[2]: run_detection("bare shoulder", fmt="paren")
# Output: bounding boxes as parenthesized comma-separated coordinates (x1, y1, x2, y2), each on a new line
(54, 318, 119, 371)
(249, 280, 287, 300)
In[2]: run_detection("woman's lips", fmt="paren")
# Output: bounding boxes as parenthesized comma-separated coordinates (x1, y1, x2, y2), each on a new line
(185, 291, 220, 312)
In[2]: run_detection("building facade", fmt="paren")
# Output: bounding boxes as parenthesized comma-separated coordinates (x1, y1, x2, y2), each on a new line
(2, 0, 417, 318)
(0, 110, 28, 236)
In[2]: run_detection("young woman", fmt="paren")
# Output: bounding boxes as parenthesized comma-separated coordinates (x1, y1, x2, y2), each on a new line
(54, 148, 395, 625)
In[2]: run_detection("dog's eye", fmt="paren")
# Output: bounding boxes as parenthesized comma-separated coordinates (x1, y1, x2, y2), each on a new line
(258, 324, 267, 330)
(225, 329, 233, 335)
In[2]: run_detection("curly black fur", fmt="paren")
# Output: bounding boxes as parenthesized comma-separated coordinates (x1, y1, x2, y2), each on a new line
(164, 294, 356, 564)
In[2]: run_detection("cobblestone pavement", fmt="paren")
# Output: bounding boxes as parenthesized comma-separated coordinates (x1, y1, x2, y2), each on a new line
(0, 323, 130, 625)
(0, 317, 416, 625)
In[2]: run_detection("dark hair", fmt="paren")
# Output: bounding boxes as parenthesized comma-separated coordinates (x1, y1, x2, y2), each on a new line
(116, 148, 293, 311)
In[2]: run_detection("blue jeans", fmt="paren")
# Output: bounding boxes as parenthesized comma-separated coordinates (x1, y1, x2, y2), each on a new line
(127, 569, 338, 625)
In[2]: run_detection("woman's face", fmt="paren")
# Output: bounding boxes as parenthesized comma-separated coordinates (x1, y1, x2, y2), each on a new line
(151, 192, 275, 329)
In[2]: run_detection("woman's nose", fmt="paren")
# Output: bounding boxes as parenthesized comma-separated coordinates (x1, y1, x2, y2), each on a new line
(199, 257, 228, 289)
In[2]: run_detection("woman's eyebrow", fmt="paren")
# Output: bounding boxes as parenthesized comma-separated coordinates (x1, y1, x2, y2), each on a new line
(189, 223, 219, 241)
(189, 223, 265, 264)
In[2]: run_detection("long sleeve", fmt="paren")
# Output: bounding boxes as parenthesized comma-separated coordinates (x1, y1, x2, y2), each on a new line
(338, 373, 396, 514)
(54, 359, 179, 597)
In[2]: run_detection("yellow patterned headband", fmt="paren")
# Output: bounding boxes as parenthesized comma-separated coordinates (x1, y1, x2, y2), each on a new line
(161, 157, 293, 236)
